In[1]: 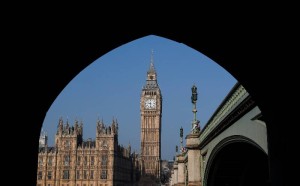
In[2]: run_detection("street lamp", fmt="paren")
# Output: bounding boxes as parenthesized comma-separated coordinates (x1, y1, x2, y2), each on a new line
(180, 127, 183, 151)
(191, 84, 200, 134)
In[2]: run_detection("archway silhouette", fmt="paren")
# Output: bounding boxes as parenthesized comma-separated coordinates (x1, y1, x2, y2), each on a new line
(32, 33, 282, 186)
(207, 141, 269, 186)
(6, 24, 290, 186)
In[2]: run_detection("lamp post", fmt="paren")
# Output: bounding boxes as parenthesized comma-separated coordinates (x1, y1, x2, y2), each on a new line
(180, 127, 183, 152)
(191, 84, 200, 133)
(185, 84, 201, 185)
(191, 84, 197, 121)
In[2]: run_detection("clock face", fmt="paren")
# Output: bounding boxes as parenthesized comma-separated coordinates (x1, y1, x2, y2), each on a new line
(145, 99, 156, 109)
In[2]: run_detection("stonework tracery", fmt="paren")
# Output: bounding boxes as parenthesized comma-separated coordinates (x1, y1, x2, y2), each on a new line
(37, 118, 139, 186)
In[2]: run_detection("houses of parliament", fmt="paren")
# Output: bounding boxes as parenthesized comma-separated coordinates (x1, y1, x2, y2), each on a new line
(37, 55, 163, 186)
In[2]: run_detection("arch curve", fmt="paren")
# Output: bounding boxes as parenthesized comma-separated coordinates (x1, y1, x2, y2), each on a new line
(204, 135, 269, 186)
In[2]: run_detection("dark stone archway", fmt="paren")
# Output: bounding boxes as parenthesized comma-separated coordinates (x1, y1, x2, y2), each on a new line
(207, 142, 269, 186)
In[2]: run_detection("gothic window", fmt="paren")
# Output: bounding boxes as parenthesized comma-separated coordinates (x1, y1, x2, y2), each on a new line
(77, 156, 81, 165)
(101, 154, 108, 166)
(63, 170, 69, 179)
(91, 156, 94, 165)
(100, 170, 107, 179)
(64, 155, 70, 166)
(90, 170, 94, 179)
(38, 158, 43, 166)
(47, 171, 52, 179)
(101, 140, 108, 149)
(48, 157, 52, 166)
(65, 140, 71, 149)
(37, 171, 42, 180)
(83, 170, 87, 179)
(84, 156, 88, 165)
(76, 170, 80, 179)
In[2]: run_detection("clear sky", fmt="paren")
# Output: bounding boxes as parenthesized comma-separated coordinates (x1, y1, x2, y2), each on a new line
(41, 35, 237, 161)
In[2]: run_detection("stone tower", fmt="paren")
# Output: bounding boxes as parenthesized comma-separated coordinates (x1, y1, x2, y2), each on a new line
(140, 51, 162, 184)
(54, 118, 83, 185)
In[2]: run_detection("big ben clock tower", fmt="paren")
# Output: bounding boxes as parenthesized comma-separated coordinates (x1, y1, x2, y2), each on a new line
(140, 51, 162, 184)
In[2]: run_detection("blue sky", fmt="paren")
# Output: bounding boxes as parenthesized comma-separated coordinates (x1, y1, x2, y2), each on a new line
(41, 35, 237, 161)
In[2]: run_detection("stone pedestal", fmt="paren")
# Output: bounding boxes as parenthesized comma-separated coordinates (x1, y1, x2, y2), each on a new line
(186, 133, 201, 186)
(173, 161, 178, 185)
(170, 170, 174, 186)
(176, 154, 185, 186)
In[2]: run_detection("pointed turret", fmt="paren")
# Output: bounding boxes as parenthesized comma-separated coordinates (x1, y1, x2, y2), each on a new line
(111, 118, 116, 134)
(39, 129, 48, 148)
(79, 120, 83, 135)
(74, 119, 78, 132)
(128, 142, 131, 155)
(57, 117, 63, 134)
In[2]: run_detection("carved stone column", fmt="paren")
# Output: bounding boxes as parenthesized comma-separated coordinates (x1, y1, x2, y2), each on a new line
(186, 133, 201, 186)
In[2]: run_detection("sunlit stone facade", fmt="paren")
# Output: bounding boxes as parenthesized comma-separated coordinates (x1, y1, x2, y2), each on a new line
(37, 118, 139, 186)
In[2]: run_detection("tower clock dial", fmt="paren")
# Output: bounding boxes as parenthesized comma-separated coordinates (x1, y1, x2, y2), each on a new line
(145, 99, 156, 109)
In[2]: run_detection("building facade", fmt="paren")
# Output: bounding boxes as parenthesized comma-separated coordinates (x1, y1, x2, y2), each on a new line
(139, 54, 162, 185)
(37, 118, 139, 186)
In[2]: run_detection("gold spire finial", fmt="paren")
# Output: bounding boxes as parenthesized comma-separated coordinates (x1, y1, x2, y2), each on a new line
(149, 49, 155, 73)
(151, 49, 154, 64)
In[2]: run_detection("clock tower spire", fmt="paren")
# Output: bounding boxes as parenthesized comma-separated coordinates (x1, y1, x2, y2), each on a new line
(139, 50, 162, 184)
(147, 49, 157, 82)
